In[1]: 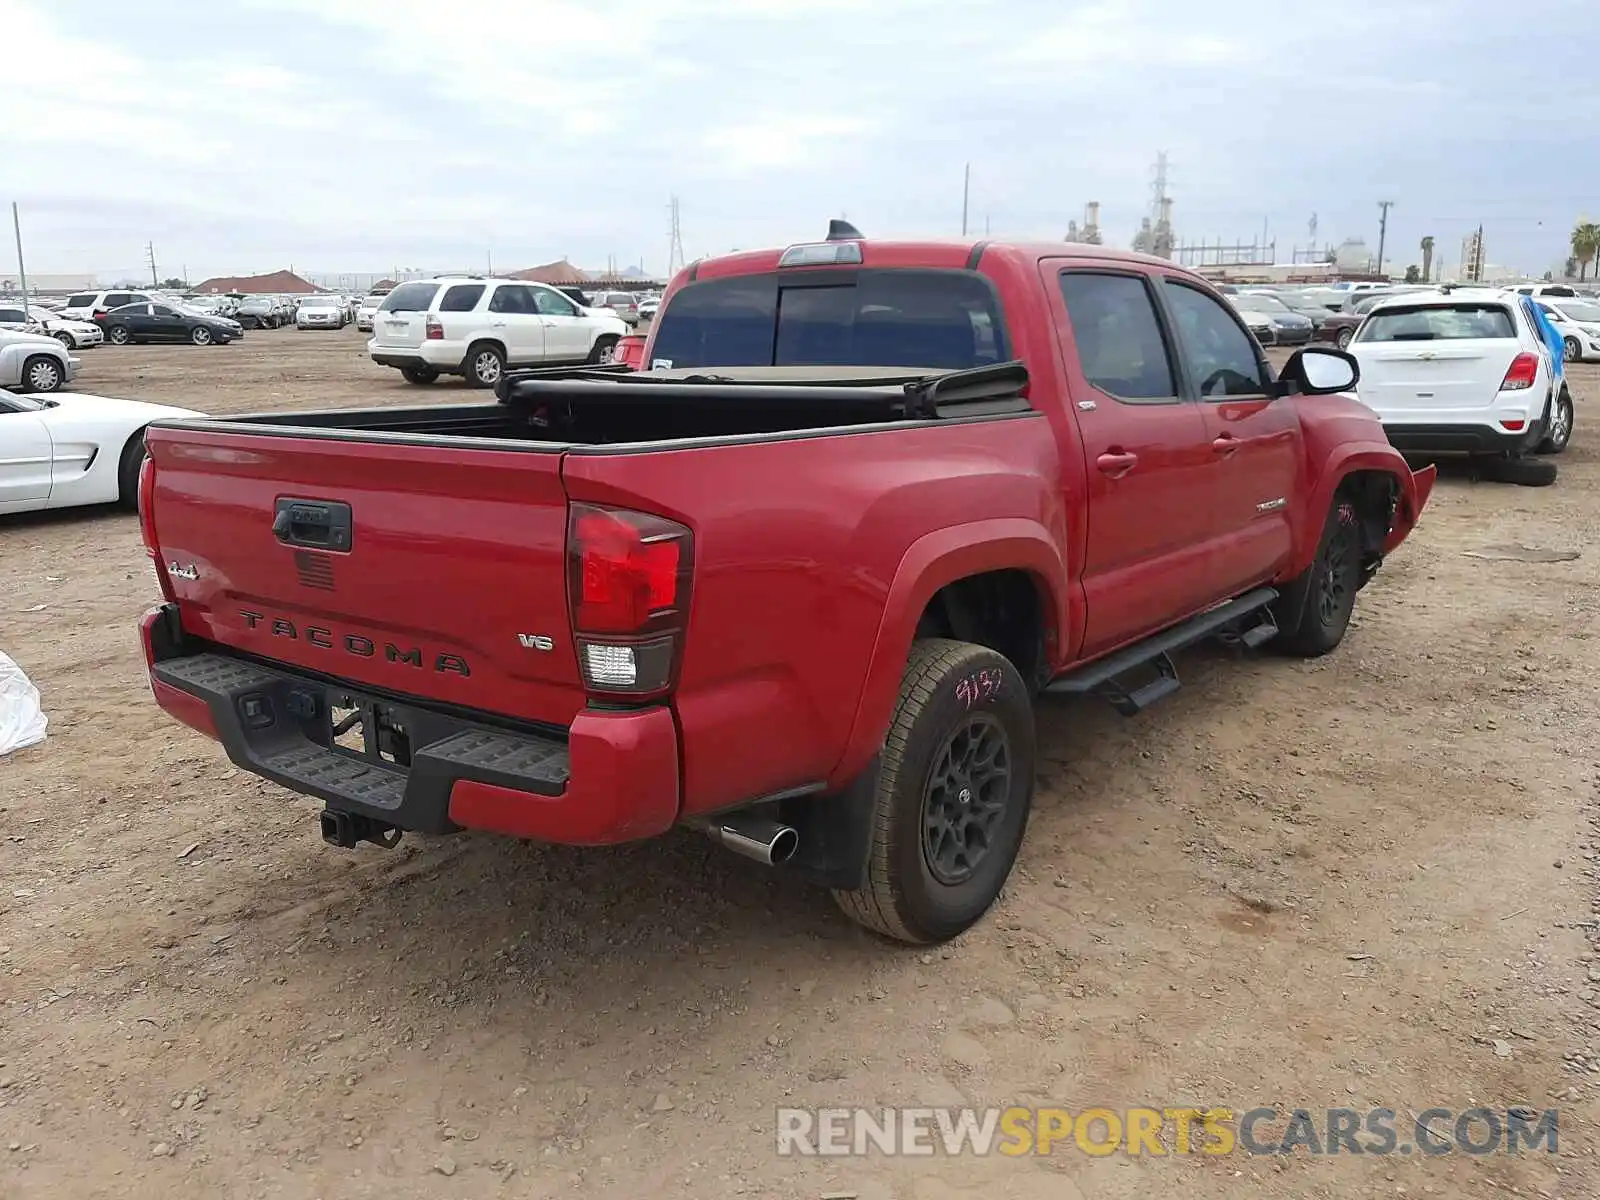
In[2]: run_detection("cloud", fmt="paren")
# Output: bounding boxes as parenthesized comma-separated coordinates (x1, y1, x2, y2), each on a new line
(0, 0, 1592, 279)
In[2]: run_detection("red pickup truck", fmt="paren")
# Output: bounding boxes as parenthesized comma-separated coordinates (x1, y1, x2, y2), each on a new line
(137, 228, 1434, 944)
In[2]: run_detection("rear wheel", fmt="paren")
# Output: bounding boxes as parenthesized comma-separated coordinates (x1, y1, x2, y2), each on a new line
(831, 639, 1035, 944)
(107, 325, 131, 345)
(588, 334, 620, 364)
(401, 364, 440, 385)
(1335, 327, 1354, 350)
(1275, 494, 1361, 657)
(117, 429, 147, 511)
(190, 326, 213, 346)
(1537, 389, 1573, 455)
(466, 342, 505, 387)
(1564, 336, 1581, 363)
(20, 355, 63, 393)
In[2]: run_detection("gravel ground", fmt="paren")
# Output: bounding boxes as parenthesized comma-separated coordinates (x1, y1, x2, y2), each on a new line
(1, 327, 1598, 1199)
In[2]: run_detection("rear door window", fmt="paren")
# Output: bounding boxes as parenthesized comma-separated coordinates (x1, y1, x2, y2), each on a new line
(65, 294, 95, 308)
(488, 285, 532, 314)
(651, 269, 1010, 370)
(1057, 272, 1177, 402)
(380, 282, 441, 312)
(104, 293, 132, 308)
(438, 284, 485, 312)
(1358, 304, 1516, 342)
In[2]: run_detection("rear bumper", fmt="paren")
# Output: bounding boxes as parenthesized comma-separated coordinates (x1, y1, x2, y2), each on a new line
(139, 604, 681, 845)
(1382, 421, 1542, 455)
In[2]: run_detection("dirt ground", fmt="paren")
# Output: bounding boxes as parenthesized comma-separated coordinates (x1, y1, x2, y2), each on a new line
(3, 327, 1599, 1200)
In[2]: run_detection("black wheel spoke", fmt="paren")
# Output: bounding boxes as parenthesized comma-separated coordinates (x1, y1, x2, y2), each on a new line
(921, 711, 1013, 886)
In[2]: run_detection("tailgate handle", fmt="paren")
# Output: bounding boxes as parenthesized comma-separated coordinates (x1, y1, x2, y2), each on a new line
(273, 498, 353, 551)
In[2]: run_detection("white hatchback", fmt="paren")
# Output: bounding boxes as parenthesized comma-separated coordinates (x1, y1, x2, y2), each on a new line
(1349, 288, 1572, 459)
(367, 277, 627, 387)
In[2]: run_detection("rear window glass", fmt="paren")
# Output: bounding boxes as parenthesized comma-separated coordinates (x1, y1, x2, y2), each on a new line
(380, 282, 441, 313)
(66, 294, 96, 307)
(1358, 304, 1516, 342)
(439, 284, 485, 312)
(651, 270, 1010, 370)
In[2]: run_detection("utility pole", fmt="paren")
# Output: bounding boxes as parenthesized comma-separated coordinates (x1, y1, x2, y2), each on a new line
(147, 241, 159, 286)
(667, 195, 686, 276)
(1376, 200, 1394, 277)
(11, 203, 30, 309)
(961, 163, 970, 236)
(1475, 223, 1485, 282)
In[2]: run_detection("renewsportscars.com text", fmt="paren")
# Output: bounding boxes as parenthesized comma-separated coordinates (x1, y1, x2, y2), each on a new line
(775, 1106, 1558, 1158)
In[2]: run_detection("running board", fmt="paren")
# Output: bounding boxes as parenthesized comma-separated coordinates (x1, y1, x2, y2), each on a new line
(1043, 587, 1279, 716)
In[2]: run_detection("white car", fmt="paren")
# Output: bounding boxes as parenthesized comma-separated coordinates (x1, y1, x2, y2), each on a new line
(59, 289, 159, 324)
(1533, 298, 1600, 363)
(355, 294, 385, 332)
(0, 386, 201, 514)
(367, 277, 628, 386)
(1230, 305, 1276, 346)
(0, 303, 104, 349)
(1350, 288, 1573, 461)
(0, 328, 80, 393)
(296, 295, 346, 330)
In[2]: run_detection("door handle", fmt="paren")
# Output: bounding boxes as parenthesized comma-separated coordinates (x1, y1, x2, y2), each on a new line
(1212, 435, 1240, 456)
(489, 320, 507, 328)
(1096, 450, 1138, 478)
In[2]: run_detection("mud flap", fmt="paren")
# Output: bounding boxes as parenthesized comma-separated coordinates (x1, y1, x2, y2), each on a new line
(775, 755, 882, 891)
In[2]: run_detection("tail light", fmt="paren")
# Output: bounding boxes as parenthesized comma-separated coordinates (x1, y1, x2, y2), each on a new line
(1499, 353, 1538, 391)
(425, 316, 444, 340)
(566, 504, 693, 698)
(138, 455, 176, 603)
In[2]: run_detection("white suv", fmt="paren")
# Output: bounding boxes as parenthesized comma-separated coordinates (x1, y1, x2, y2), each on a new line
(60, 289, 158, 323)
(367, 277, 628, 386)
(1349, 287, 1572, 463)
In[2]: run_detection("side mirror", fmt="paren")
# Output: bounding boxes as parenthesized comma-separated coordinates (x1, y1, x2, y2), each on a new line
(1277, 346, 1359, 396)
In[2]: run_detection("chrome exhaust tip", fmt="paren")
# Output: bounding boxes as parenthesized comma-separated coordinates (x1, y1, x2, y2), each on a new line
(692, 815, 799, 867)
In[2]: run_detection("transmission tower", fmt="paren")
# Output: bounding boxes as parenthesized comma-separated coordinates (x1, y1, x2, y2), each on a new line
(667, 196, 686, 276)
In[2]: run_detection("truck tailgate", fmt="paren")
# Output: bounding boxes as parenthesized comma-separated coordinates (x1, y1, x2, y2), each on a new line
(145, 426, 586, 727)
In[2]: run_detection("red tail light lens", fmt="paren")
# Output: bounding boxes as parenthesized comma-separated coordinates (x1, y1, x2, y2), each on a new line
(1499, 353, 1537, 391)
(424, 316, 444, 340)
(567, 504, 693, 697)
(138, 454, 176, 602)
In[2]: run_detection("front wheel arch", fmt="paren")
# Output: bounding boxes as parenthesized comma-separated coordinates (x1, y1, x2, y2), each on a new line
(116, 426, 149, 510)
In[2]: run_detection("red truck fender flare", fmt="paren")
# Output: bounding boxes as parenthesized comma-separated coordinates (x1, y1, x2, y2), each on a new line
(1286, 443, 1425, 578)
(826, 518, 1067, 790)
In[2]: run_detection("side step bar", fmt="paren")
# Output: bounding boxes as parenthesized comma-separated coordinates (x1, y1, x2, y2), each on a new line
(1044, 587, 1279, 716)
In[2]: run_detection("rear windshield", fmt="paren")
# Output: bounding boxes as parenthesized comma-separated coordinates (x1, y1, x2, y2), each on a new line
(380, 282, 441, 313)
(650, 269, 1010, 370)
(1358, 304, 1516, 342)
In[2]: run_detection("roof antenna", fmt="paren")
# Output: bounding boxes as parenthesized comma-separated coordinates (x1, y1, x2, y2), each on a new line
(827, 219, 863, 242)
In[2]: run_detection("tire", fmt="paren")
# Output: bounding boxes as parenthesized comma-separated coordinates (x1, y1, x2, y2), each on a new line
(19, 354, 63, 393)
(401, 364, 440, 385)
(1537, 389, 1573, 455)
(117, 429, 147, 511)
(1335, 327, 1354, 350)
(53, 330, 75, 349)
(1275, 494, 1361, 657)
(831, 639, 1035, 944)
(465, 342, 505, 388)
(107, 325, 131, 345)
(190, 326, 213, 346)
(1482, 456, 1558, 487)
(588, 334, 620, 365)
(1564, 337, 1581, 363)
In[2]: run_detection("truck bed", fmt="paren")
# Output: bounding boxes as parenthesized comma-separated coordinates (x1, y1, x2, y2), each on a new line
(157, 363, 1033, 451)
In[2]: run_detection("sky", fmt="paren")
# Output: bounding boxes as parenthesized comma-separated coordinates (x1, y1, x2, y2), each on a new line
(3, 0, 1597, 282)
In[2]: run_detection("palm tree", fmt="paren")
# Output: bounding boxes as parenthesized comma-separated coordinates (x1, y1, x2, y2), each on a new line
(1571, 222, 1600, 280)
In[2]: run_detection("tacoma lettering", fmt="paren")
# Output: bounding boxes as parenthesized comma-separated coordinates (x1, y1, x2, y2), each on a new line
(234, 610, 469, 676)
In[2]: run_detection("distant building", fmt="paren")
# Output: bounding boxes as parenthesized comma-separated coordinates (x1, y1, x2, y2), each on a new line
(510, 258, 590, 285)
(193, 269, 322, 294)
(0, 272, 98, 294)
(1459, 230, 1486, 281)
(1332, 238, 1375, 273)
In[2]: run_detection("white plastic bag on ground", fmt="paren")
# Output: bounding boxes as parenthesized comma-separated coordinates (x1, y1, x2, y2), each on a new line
(0, 652, 47, 756)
